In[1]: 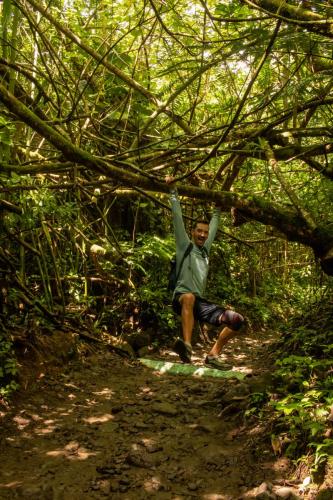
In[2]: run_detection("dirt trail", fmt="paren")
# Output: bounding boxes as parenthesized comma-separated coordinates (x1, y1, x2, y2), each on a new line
(0, 330, 303, 499)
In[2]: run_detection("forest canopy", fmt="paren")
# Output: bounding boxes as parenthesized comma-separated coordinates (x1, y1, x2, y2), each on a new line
(0, 0, 333, 274)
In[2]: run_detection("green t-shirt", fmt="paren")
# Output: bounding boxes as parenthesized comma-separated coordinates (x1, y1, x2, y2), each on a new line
(169, 190, 220, 298)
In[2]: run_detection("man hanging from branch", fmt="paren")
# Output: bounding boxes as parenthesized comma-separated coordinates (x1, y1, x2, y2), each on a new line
(166, 176, 245, 369)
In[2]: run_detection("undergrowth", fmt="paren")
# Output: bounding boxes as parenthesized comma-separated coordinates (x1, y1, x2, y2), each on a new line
(251, 286, 333, 484)
(0, 327, 19, 400)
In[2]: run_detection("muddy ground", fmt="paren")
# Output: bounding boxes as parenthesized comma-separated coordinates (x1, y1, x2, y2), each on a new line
(0, 328, 321, 499)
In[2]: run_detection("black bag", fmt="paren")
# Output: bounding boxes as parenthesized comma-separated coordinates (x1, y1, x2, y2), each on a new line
(167, 243, 193, 291)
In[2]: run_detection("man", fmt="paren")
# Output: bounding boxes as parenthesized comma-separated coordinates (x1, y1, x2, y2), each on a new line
(166, 176, 245, 369)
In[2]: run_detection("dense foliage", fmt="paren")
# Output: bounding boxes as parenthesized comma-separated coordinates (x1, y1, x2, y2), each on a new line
(245, 291, 333, 482)
(0, 0, 333, 480)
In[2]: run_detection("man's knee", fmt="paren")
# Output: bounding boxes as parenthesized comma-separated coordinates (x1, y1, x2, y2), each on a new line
(180, 293, 196, 309)
(220, 310, 245, 331)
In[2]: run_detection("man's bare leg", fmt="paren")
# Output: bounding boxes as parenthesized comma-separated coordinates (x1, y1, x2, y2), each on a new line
(207, 326, 238, 357)
(179, 293, 196, 345)
(173, 293, 195, 363)
(207, 309, 245, 363)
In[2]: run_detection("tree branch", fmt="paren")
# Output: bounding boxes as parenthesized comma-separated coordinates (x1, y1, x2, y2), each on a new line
(19, 0, 194, 135)
(242, 0, 333, 38)
(1, 80, 333, 269)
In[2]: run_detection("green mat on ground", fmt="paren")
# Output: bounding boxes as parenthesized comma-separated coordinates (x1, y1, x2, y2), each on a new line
(139, 358, 245, 380)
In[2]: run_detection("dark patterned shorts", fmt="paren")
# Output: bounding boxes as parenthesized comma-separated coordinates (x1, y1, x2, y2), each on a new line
(172, 293, 244, 331)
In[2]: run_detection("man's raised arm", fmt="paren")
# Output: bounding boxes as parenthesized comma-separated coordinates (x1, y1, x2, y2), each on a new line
(165, 176, 190, 251)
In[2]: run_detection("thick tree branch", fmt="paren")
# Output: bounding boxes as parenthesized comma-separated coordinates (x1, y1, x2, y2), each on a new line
(1, 81, 333, 272)
(243, 0, 333, 38)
